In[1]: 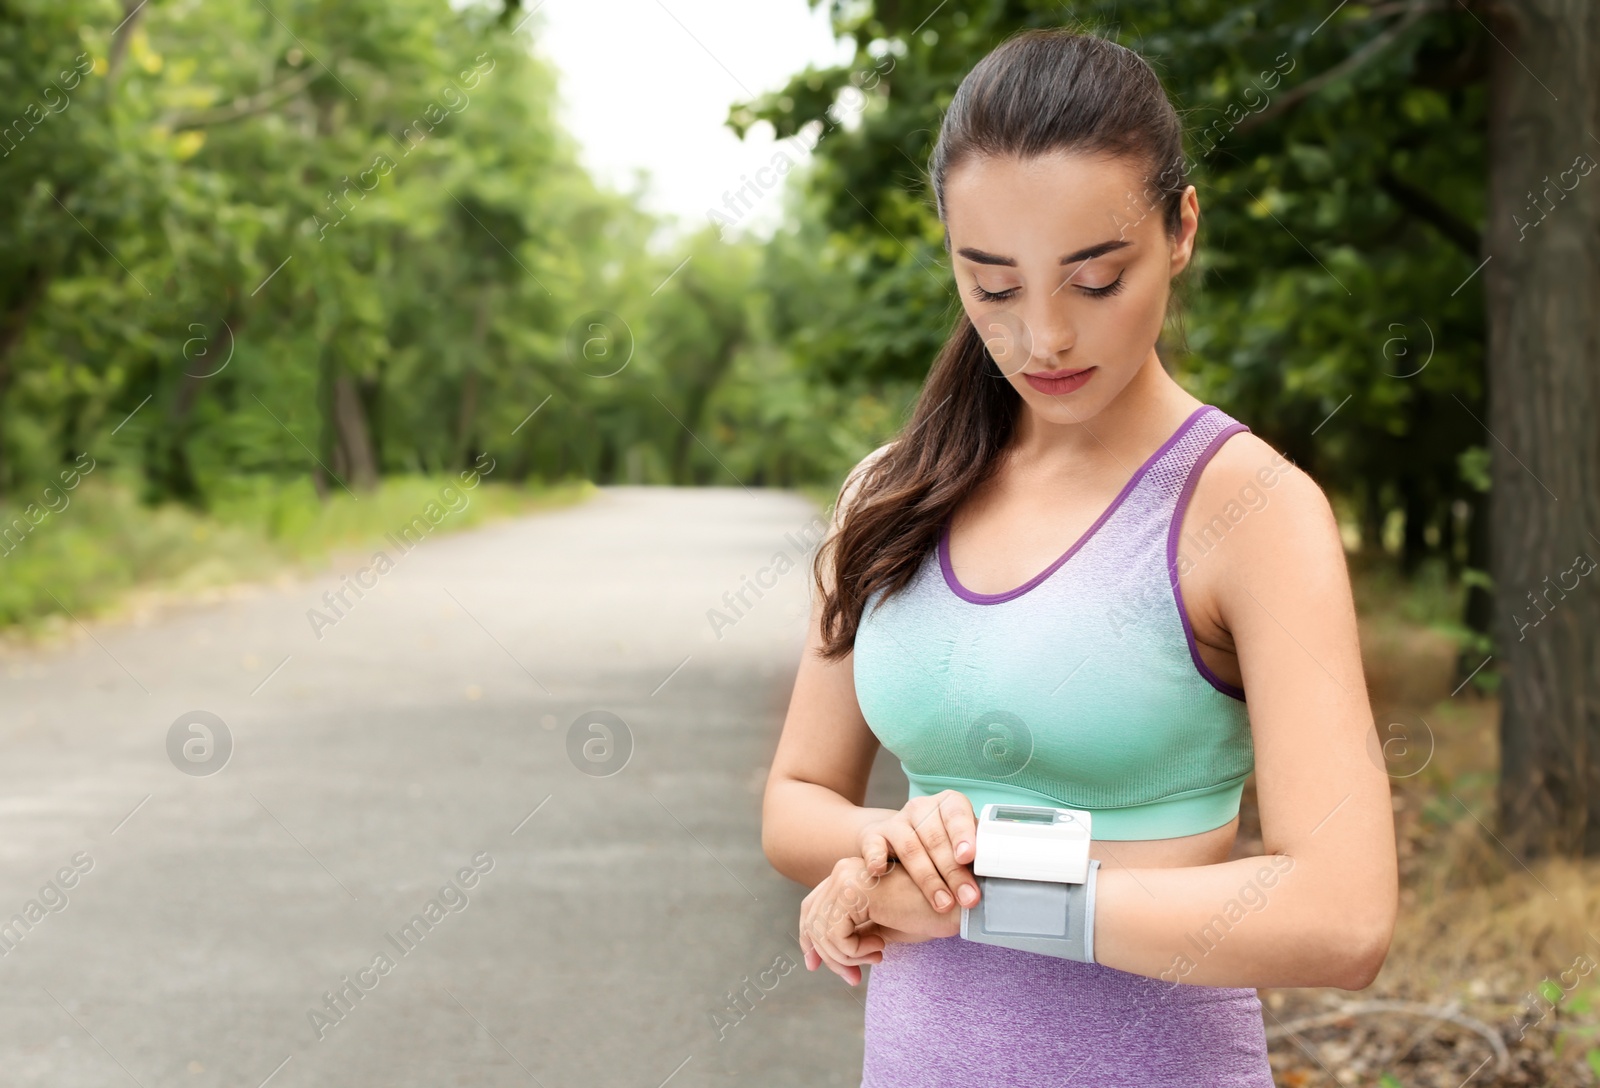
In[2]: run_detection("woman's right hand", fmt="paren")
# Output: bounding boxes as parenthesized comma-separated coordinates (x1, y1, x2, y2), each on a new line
(860, 790, 981, 915)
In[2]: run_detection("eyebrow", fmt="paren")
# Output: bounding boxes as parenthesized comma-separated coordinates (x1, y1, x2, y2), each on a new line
(955, 239, 1134, 267)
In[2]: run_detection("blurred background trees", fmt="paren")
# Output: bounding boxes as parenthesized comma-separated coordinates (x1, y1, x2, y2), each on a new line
(0, 1, 1493, 571)
(4, 1, 1593, 851)
(735, 0, 1496, 671)
(0, 0, 827, 504)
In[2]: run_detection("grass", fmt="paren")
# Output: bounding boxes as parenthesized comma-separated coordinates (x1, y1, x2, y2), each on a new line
(0, 469, 597, 642)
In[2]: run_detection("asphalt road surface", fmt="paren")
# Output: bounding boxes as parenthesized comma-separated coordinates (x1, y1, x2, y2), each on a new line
(0, 485, 909, 1088)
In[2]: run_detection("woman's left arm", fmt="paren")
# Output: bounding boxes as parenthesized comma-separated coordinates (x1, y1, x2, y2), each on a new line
(1093, 438, 1398, 991)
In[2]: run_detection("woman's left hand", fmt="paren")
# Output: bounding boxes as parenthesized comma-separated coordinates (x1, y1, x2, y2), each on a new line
(799, 857, 962, 986)
(798, 856, 888, 987)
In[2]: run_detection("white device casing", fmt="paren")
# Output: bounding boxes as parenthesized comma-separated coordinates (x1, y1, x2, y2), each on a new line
(971, 803, 1092, 884)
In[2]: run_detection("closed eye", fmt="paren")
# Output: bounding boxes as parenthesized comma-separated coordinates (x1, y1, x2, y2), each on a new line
(1079, 273, 1126, 298)
(969, 284, 1018, 303)
(969, 273, 1126, 303)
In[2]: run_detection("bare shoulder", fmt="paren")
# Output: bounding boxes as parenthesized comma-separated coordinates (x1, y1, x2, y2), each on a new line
(831, 440, 898, 530)
(1184, 427, 1348, 614)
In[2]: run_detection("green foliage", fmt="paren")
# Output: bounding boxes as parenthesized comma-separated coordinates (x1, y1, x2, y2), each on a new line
(1, 0, 863, 628)
(0, 0, 815, 513)
(739, 0, 1492, 573)
(1, 0, 1502, 641)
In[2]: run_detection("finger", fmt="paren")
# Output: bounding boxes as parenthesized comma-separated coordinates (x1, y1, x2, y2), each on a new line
(814, 889, 877, 973)
(808, 921, 863, 983)
(803, 914, 840, 977)
(861, 827, 892, 874)
(882, 821, 955, 910)
(824, 932, 881, 968)
(851, 924, 887, 960)
(828, 911, 878, 962)
(838, 923, 885, 968)
(933, 793, 982, 908)
(909, 797, 962, 886)
(798, 908, 821, 970)
(888, 819, 960, 911)
(804, 907, 861, 962)
(865, 797, 933, 875)
(943, 792, 980, 867)
(808, 860, 885, 983)
(823, 889, 872, 954)
(816, 930, 875, 983)
(918, 793, 980, 907)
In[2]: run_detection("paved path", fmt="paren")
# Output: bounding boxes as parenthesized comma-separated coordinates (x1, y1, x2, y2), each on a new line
(0, 485, 908, 1087)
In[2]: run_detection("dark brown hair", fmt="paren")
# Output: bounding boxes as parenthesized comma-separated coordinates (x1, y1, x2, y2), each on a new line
(813, 26, 1195, 660)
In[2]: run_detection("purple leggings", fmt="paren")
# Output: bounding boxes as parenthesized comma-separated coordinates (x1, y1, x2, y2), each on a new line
(862, 935, 1274, 1087)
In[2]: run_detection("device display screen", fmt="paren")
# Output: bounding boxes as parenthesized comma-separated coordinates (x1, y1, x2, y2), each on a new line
(994, 807, 1056, 824)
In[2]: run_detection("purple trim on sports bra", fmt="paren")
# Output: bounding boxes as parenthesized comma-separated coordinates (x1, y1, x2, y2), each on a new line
(939, 404, 1214, 605)
(1167, 421, 1251, 702)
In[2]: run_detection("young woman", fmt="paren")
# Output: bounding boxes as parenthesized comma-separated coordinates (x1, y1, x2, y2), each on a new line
(760, 27, 1399, 1087)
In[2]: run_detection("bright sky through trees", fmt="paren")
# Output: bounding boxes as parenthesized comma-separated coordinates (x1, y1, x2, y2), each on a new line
(533, 0, 854, 244)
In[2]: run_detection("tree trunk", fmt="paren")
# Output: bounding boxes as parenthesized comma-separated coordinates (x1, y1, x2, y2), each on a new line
(1486, 0, 1600, 858)
(0, 264, 51, 497)
(362, 365, 384, 473)
(332, 372, 379, 492)
(152, 368, 206, 506)
(1399, 472, 1430, 576)
(1458, 490, 1494, 683)
(1360, 476, 1387, 554)
(1445, 494, 1467, 577)
(455, 293, 490, 469)
(671, 278, 746, 484)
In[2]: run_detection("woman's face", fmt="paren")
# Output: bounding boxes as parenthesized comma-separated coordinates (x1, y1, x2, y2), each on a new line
(943, 149, 1198, 422)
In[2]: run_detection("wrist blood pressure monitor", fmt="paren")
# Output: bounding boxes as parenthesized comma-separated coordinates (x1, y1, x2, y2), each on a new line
(959, 803, 1102, 963)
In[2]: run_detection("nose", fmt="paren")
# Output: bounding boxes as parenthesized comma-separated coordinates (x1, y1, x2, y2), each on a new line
(1022, 298, 1075, 367)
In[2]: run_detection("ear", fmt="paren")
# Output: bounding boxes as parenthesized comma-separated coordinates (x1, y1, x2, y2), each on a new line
(1169, 186, 1200, 277)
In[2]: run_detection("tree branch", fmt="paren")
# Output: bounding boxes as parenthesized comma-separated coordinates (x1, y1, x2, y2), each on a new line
(1231, 0, 1441, 140)
(1261, 998, 1509, 1075)
(105, 0, 149, 87)
(164, 65, 321, 129)
(1376, 168, 1482, 257)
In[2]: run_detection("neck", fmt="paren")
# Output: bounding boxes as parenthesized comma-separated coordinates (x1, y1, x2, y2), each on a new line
(1007, 347, 1197, 480)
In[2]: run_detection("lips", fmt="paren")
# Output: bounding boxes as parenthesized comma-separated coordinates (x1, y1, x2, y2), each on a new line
(1023, 367, 1096, 395)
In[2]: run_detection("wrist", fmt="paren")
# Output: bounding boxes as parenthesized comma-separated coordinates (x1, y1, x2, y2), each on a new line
(873, 863, 961, 939)
(959, 859, 1102, 962)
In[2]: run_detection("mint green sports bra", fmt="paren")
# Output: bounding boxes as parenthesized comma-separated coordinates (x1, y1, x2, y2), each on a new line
(851, 404, 1255, 841)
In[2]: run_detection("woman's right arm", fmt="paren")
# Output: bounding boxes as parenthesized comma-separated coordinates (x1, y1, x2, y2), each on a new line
(762, 445, 899, 889)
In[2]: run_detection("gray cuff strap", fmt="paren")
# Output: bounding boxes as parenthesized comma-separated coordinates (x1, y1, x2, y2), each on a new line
(1083, 857, 1099, 964)
(960, 859, 1103, 964)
